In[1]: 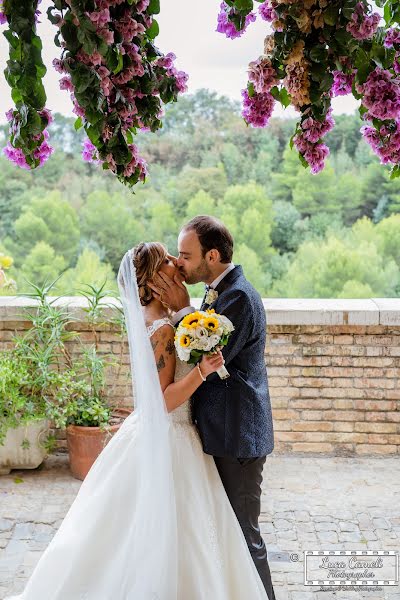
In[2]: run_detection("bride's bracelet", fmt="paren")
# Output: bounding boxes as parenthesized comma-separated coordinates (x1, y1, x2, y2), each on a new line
(197, 364, 206, 382)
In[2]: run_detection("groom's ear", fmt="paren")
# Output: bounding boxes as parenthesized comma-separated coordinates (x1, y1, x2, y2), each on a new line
(207, 248, 221, 264)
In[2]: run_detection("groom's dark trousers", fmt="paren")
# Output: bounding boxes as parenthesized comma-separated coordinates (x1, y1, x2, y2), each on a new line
(191, 265, 276, 600)
(214, 456, 276, 600)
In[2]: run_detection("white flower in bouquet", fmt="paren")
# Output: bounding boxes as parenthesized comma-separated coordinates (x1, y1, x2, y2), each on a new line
(204, 334, 220, 352)
(217, 314, 235, 333)
(193, 326, 209, 340)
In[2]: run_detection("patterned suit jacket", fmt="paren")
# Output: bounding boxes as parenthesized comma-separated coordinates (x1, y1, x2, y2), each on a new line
(191, 265, 275, 458)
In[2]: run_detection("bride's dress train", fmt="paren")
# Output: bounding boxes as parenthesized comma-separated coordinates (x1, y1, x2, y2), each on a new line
(6, 318, 268, 600)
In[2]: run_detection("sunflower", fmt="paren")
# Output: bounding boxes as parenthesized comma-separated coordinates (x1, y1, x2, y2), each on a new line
(203, 316, 219, 331)
(182, 312, 201, 328)
(179, 334, 191, 347)
(206, 309, 216, 314)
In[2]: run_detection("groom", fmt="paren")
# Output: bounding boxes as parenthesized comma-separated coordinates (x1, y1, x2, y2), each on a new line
(149, 215, 276, 600)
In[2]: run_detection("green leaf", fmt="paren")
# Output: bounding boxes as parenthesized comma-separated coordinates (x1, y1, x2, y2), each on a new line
(279, 87, 291, 108)
(358, 104, 368, 118)
(86, 125, 100, 146)
(324, 4, 339, 25)
(74, 117, 83, 131)
(14, 477, 24, 484)
(342, 0, 357, 20)
(247, 82, 255, 97)
(390, 165, 400, 179)
(146, 19, 159, 40)
(11, 87, 23, 104)
(309, 45, 328, 64)
(148, 0, 160, 14)
(113, 50, 124, 75)
(125, 129, 134, 144)
(234, 0, 253, 10)
(383, 2, 391, 25)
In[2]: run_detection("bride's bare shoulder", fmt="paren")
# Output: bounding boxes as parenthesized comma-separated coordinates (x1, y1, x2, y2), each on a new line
(147, 321, 176, 387)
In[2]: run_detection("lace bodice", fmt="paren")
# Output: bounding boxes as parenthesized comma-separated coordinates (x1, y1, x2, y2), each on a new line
(146, 317, 172, 337)
(146, 318, 194, 425)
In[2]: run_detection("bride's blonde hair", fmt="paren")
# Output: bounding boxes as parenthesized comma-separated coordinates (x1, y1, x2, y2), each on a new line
(132, 242, 168, 306)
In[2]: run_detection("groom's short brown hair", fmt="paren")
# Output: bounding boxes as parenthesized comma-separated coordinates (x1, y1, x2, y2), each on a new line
(183, 216, 234, 263)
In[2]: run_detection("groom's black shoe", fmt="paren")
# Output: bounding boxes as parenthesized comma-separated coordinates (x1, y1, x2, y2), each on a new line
(214, 455, 276, 600)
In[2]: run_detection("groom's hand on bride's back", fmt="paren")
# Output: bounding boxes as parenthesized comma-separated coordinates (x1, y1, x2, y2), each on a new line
(148, 272, 190, 312)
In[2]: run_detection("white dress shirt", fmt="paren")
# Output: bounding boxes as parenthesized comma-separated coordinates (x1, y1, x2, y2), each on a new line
(172, 263, 235, 326)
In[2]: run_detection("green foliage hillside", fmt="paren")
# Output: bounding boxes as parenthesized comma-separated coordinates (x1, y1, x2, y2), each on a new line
(1, 89, 399, 298)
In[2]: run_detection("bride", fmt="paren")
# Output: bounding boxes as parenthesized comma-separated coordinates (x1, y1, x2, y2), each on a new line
(6, 242, 269, 600)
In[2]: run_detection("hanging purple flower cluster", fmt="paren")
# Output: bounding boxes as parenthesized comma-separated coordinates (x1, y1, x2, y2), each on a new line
(331, 70, 356, 97)
(1, 0, 54, 169)
(357, 68, 400, 121)
(258, 0, 277, 23)
(361, 121, 400, 165)
(47, 0, 188, 187)
(4, 108, 54, 169)
(215, 0, 400, 178)
(1, 0, 188, 188)
(293, 109, 335, 174)
(216, 2, 256, 39)
(242, 55, 278, 128)
(346, 2, 380, 40)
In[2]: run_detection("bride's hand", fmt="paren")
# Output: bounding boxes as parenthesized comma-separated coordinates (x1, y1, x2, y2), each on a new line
(199, 350, 225, 378)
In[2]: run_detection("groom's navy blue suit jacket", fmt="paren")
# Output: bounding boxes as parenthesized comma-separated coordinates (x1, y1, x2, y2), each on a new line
(191, 265, 274, 458)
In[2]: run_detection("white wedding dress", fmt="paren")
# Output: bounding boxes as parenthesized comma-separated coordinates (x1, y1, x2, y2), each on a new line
(6, 246, 269, 600)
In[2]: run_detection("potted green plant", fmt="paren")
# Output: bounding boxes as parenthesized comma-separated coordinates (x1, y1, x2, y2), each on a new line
(59, 281, 131, 480)
(0, 347, 53, 475)
(4, 277, 131, 479)
(0, 276, 79, 475)
(45, 345, 130, 480)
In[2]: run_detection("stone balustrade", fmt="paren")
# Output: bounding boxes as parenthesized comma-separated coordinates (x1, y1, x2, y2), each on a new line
(0, 297, 399, 456)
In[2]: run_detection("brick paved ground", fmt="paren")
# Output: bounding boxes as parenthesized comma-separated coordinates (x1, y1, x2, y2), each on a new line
(0, 454, 399, 600)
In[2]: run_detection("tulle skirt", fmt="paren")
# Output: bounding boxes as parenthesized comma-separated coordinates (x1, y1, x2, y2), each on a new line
(6, 413, 268, 599)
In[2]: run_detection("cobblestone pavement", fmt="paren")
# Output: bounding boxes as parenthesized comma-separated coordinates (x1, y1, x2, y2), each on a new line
(0, 454, 399, 600)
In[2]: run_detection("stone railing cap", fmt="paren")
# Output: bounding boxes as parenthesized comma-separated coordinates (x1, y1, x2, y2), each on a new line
(0, 296, 399, 326)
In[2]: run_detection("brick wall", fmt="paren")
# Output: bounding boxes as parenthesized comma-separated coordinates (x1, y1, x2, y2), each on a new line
(1, 297, 399, 456)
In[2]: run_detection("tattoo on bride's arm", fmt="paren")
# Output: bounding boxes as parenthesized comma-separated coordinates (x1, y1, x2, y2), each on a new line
(165, 339, 175, 355)
(156, 354, 165, 372)
(151, 338, 159, 352)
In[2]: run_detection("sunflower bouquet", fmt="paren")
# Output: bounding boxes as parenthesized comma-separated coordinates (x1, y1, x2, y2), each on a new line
(174, 309, 235, 379)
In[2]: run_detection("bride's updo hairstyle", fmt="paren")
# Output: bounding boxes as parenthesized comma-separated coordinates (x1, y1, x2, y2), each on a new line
(132, 242, 168, 306)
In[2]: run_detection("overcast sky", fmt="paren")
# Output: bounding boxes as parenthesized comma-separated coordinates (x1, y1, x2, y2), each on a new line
(0, 0, 358, 124)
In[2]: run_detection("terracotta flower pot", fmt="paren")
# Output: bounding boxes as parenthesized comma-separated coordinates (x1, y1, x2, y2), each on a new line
(66, 408, 131, 480)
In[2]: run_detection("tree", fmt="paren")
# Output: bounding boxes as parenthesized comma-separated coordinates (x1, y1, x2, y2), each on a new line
(80, 190, 145, 272)
(292, 162, 340, 217)
(233, 243, 269, 296)
(147, 201, 179, 254)
(166, 166, 228, 217)
(360, 163, 390, 219)
(218, 182, 274, 260)
(251, 150, 277, 187)
(271, 201, 303, 254)
(269, 145, 303, 203)
(221, 143, 253, 184)
(185, 191, 216, 222)
(305, 212, 344, 240)
(55, 248, 116, 295)
(375, 214, 400, 266)
(12, 192, 80, 265)
(325, 114, 362, 158)
(0, 157, 31, 238)
(18, 242, 67, 290)
(271, 234, 399, 298)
